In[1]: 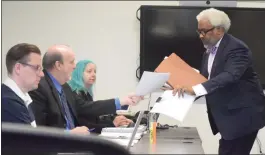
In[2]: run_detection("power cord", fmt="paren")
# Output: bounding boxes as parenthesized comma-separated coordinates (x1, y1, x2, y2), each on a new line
(256, 137, 264, 155)
(136, 66, 140, 80)
(147, 93, 152, 111)
(136, 7, 140, 21)
(157, 123, 178, 129)
(135, 7, 141, 80)
(146, 93, 152, 132)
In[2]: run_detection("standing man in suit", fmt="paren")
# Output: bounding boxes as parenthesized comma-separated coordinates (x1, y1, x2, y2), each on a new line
(173, 8, 265, 155)
(29, 44, 143, 133)
(2, 43, 44, 127)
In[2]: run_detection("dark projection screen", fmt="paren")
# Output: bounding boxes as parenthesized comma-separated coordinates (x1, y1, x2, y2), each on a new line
(139, 6, 265, 87)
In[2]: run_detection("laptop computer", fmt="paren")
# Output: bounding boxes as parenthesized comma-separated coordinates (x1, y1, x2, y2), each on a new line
(99, 111, 145, 148)
(126, 111, 145, 150)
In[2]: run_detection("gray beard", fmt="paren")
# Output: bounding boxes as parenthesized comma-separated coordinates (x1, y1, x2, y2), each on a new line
(203, 40, 218, 49)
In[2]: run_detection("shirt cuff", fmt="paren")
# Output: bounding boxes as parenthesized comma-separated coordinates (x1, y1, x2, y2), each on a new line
(192, 84, 208, 97)
(114, 98, 121, 110)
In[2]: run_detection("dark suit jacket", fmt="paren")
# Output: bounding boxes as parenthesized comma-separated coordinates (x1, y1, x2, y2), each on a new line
(73, 91, 115, 133)
(2, 84, 34, 125)
(28, 70, 117, 129)
(200, 34, 265, 140)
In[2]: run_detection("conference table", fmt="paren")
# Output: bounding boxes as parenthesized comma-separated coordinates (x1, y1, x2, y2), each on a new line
(130, 127, 204, 154)
(58, 127, 204, 155)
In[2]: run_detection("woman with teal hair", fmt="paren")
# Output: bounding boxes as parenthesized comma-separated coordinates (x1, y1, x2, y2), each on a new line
(68, 60, 132, 133)
(68, 60, 95, 97)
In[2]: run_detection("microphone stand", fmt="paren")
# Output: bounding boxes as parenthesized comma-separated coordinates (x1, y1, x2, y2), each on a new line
(147, 97, 162, 132)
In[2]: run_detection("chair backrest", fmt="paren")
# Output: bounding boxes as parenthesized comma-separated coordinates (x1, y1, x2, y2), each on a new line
(2, 123, 131, 155)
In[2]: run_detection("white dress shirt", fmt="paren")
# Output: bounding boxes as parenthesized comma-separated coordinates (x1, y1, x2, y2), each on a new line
(192, 37, 223, 97)
(3, 77, 37, 127)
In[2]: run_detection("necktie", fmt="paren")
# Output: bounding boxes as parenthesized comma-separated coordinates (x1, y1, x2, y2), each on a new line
(207, 46, 217, 54)
(59, 90, 75, 130)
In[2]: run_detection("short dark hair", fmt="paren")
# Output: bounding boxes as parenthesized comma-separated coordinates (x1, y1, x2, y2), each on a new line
(42, 51, 63, 70)
(6, 43, 41, 74)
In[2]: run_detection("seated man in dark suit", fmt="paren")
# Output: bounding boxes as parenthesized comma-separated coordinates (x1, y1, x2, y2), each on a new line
(2, 43, 44, 127)
(173, 8, 265, 155)
(29, 44, 143, 132)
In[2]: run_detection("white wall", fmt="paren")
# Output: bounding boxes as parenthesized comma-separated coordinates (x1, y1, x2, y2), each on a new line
(2, 1, 264, 154)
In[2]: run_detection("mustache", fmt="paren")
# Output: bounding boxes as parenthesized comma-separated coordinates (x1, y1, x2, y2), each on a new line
(201, 38, 216, 46)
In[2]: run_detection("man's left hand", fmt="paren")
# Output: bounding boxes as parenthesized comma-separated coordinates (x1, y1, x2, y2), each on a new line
(172, 85, 195, 97)
(113, 115, 133, 127)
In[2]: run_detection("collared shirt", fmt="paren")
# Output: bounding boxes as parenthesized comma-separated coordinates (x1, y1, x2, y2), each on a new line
(206, 38, 222, 78)
(192, 37, 223, 96)
(47, 72, 63, 94)
(47, 72, 75, 130)
(3, 77, 37, 127)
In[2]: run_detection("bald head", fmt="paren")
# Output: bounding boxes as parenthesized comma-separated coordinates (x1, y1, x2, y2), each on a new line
(43, 45, 74, 70)
(43, 44, 76, 84)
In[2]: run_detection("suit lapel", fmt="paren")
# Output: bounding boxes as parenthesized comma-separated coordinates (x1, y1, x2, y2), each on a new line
(43, 70, 65, 119)
(63, 85, 79, 123)
(86, 92, 93, 101)
(66, 95, 78, 121)
(200, 52, 209, 78)
(209, 34, 229, 78)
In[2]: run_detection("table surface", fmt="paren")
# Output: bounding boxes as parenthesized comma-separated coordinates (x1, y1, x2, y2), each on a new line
(130, 127, 204, 154)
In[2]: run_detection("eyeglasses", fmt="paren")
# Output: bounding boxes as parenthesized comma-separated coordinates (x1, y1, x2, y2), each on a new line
(196, 27, 215, 36)
(19, 62, 43, 73)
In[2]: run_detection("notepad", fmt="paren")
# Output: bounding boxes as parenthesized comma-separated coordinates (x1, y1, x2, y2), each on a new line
(100, 111, 145, 150)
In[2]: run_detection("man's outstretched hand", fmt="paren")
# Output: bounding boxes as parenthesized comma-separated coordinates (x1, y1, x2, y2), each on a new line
(172, 85, 195, 97)
(120, 93, 144, 106)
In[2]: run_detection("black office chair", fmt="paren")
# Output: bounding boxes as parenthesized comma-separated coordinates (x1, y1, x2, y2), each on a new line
(2, 123, 131, 155)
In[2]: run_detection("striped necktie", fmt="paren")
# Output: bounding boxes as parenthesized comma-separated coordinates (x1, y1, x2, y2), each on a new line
(59, 90, 75, 130)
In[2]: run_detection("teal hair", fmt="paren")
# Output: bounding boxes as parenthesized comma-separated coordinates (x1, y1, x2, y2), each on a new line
(68, 60, 95, 97)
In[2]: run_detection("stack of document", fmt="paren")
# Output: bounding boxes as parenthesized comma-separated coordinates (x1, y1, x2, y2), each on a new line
(101, 125, 146, 133)
(150, 90, 196, 122)
(99, 125, 147, 147)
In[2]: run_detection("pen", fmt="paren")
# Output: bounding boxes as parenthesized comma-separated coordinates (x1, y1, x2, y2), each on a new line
(89, 128, 95, 132)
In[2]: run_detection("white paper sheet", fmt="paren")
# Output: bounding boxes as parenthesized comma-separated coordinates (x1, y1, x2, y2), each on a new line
(135, 71, 170, 96)
(150, 90, 196, 122)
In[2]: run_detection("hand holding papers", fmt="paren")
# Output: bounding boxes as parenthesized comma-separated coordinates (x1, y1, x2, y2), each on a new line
(144, 53, 202, 122)
(150, 90, 195, 122)
(120, 94, 144, 106)
(118, 71, 169, 107)
(172, 85, 195, 97)
(135, 71, 170, 96)
(161, 83, 173, 91)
